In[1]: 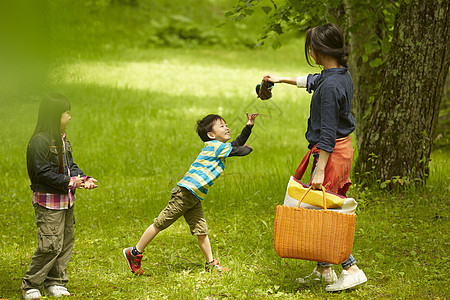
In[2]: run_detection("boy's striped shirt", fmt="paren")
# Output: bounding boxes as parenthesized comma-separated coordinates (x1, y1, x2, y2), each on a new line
(178, 140, 232, 200)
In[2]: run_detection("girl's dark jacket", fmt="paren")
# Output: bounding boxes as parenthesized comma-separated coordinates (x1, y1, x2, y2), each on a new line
(27, 132, 85, 194)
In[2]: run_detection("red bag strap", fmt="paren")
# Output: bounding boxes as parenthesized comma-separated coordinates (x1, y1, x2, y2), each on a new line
(293, 148, 314, 180)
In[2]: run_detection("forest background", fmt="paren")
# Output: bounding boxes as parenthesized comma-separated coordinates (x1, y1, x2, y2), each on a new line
(0, 0, 448, 299)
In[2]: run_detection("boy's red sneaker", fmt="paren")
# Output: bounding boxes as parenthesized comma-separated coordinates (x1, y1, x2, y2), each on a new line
(123, 247, 144, 275)
(205, 258, 230, 274)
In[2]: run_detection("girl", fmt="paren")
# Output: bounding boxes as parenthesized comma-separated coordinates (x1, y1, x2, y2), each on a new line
(264, 23, 367, 291)
(22, 93, 98, 299)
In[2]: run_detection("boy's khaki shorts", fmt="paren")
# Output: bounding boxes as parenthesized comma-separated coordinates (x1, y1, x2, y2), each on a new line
(153, 185, 208, 235)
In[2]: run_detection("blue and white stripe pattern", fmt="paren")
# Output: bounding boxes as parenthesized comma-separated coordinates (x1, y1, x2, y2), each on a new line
(178, 140, 232, 200)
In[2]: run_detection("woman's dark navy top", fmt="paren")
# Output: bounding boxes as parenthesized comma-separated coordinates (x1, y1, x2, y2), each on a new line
(305, 66, 356, 153)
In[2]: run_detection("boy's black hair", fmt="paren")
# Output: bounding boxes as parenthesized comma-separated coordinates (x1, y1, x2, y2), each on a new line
(196, 114, 225, 142)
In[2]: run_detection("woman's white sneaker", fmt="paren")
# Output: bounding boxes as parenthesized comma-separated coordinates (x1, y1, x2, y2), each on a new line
(325, 269, 367, 292)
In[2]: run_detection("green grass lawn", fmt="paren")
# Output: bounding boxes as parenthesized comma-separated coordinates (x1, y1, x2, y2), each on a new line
(1, 41, 449, 299)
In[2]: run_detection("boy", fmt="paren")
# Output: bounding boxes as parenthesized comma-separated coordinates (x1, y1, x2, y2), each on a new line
(123, 112, 259, 274)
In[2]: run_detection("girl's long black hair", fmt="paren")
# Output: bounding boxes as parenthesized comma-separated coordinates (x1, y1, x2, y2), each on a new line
(305, 23, 350, 67)
(31, 93, 71, 173)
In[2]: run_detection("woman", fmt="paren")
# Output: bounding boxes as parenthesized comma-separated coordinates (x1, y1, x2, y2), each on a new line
(264, 23, 367, 291)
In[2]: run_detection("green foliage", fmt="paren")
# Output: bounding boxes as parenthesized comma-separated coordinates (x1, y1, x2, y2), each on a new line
(42, 0, 272, 54)
(226, 0, 398, 67)
(226, 0, 329, 49)
(146, 15, 221, 47)
(353, 151, 420, 192)
(379, 176, 411, 190)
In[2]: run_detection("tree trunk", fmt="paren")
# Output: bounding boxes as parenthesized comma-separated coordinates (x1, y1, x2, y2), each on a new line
(342, 0, 386, 151)
(355, 0, 450, 184)
(434, 75, 450, 147)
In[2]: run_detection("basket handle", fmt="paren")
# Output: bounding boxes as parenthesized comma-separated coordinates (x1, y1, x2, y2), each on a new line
(296, 186, 327, 210)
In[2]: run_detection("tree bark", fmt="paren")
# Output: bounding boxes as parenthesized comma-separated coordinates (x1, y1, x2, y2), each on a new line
(355, 0, 450, 184)
(342, 0, 386, 151)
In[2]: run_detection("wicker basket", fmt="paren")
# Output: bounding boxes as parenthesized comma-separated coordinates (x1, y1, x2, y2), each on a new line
(274, 186, 356, 264)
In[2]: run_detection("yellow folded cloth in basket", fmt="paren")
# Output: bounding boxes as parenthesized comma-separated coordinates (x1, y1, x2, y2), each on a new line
(287, 177, 345, 208)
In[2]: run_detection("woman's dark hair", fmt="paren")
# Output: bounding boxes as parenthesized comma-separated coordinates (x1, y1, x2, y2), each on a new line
(305, 23, 350, 67)
(196, 114, 225, 142)
(31, 93, 71, 173)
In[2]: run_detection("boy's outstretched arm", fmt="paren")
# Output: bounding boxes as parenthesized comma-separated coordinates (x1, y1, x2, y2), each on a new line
(231, 112, 259, 147)
(229, 113, 258, 157)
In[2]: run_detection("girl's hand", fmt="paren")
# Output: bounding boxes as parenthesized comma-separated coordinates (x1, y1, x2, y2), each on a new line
(310, 150, 330, 190)
(264, 74, 298, 85)
(264, 74, 282, 83)
(310, 168, 324, 190)
(75, 175, 84, 189)
(84, 177, 98, 189)
(246, 112, 259, 126)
